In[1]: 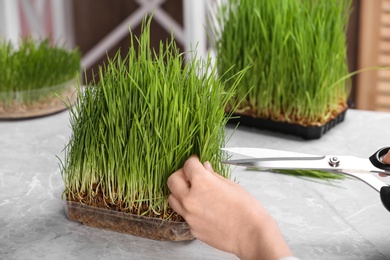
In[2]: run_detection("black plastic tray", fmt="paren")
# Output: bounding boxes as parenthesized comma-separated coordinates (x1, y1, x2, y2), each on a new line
(228, 109, 347, 140)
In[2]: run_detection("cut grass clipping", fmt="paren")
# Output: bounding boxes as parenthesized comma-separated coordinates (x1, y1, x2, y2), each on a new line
(210, 0, 352, 126)
(0, 38, 80, 108)
(60, 16, 243, 221)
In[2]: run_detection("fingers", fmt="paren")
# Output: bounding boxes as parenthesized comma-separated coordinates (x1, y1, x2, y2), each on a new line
(167, 168, 190, 199)
(168, 156, 232, 217)
(168, 194, 185, 217)
(183, 155, 209, 181)
(167, 168, 192, 217)
(383, 150, 390, 164)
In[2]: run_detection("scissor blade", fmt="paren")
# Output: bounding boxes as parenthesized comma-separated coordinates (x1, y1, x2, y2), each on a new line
(222, 147, 390, 194)
(222, 147, 319, 159)
(223, 155, 387, 173)
(222, 147, 390, 174)
(223, 157, 328, 170)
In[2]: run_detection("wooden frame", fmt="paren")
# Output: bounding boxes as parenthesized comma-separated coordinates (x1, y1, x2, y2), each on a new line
(356, 0, 390, 111)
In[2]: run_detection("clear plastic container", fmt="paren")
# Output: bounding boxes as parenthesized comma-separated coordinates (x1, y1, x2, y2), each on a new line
(63, 199, 194, 241)
(0, 77, 78, 119)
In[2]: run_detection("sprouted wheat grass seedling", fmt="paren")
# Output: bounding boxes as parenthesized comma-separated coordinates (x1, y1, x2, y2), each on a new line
(61, 16, 243, 220)
(211, 0, 352, 126)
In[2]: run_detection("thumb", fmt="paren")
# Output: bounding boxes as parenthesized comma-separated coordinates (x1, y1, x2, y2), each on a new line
(384, 150, 390, 165)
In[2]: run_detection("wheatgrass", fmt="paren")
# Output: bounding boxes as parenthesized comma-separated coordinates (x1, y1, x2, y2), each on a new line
(0, 38, 80, 107)
(211, 0, 352, 126)
(61, 16, 242, 219)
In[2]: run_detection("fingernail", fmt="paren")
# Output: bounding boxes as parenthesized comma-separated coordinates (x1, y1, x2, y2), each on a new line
(204, 161, 214, 172)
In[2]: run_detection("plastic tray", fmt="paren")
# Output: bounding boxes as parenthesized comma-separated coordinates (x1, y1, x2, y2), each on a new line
(64, 200, 194, 241)
(0, 77, 78, 119)
(228, 109, 347, 140)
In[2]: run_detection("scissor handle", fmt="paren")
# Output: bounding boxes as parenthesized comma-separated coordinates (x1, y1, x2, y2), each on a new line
(380, 186, 390, 212)
(369, 147, 390, 171)
(372, 147, 390, 212)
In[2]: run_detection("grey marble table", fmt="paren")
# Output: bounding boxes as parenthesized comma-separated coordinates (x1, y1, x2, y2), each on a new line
(1, 109, 390, 260)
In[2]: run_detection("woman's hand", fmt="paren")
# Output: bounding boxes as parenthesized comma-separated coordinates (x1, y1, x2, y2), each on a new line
(167, 155, 293, 260)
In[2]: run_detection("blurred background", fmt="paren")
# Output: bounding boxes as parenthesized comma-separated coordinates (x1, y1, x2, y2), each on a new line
(0, 0, 389, 112)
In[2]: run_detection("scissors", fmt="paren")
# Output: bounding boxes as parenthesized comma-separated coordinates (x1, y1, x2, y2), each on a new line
(222, 147, 390, 212)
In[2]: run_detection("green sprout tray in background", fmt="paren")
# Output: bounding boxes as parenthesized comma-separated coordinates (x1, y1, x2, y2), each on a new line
(211, 0, 352, 139)
(0, 38, 80, 119)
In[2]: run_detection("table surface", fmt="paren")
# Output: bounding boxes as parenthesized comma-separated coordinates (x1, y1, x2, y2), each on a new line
(1, 109, 390, 260)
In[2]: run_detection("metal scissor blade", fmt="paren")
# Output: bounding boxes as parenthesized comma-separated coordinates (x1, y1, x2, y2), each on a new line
(222, 147, 328, 170)
(223, 156, 327, 171)
(223, 147, 387, 173)
(223, 156, 385, 172)
(222, 147, 390, 212)
(222, 147, 320, 159)
(223, 156, 390, 192)
(341, 169, 387, 192)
